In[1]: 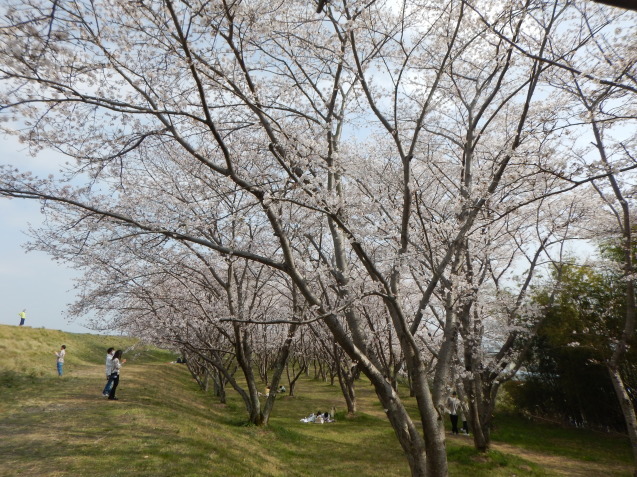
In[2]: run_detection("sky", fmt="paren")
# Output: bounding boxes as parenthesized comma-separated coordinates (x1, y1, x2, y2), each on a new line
(0, 134, 93, 334)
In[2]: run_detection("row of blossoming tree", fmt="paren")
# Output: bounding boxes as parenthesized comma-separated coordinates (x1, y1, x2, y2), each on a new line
(1, 0, 636, 475)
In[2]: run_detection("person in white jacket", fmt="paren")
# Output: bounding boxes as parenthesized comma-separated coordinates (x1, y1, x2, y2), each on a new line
(102, 348, 115, 397)
(54, 345, 66, 376)
(107, 350, 126, 400)
(446, 391, 461, 435)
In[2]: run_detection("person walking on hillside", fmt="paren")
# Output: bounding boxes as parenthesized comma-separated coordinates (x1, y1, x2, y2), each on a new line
(55, 345, 66, 376)
(18, 309, 26, 326)
(102, 348, 115, 397)
(446, 391, 461, 435)
(108, 350, 126, 401)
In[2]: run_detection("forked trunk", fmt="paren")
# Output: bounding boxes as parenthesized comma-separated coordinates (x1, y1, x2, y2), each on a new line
(465, 377, 494, 452)
(337, 367, 357, 414)
(335, 347, 357, 414)
(468, 402, 490, 452)
(375, 383, 430, 476)
(324, 315, 445, 476)
(261, 323, 299, 424)
(411, 358, 448, 477)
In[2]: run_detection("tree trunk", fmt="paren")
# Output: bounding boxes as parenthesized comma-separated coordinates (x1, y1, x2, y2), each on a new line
(336, 363, 357, 414)
(285, 360, 306, 398)
(213, 370, 227, 404)
(335, 344, 357, 414)
(374, 379, 431, 476)
(608, 365, 637, 476)
(409, 353, 448, 477)
(464, 375, 496, 452)
(321, 312, 441, 476)
(232, 325, 264, 425)
(261, 323, 298, 423)
(467, 395, 490, 452)
(407, 369, 415, 397)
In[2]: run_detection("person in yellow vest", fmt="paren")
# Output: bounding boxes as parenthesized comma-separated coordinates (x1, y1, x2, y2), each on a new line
(18, 309, 26, 326)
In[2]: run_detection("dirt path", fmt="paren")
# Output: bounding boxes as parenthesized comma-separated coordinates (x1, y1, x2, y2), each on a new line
(447, 434, 632, 476)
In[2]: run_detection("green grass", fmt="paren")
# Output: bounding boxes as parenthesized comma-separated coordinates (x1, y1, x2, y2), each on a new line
(0, 324, 633, 476)
(0, 324, 175, 376)
(491, 412, 634, 465)
(447, 445, 545, 475)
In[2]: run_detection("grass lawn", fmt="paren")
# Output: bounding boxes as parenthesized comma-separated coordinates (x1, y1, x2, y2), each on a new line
(0, 325, 633, 476)
(491, 412, 633, 465)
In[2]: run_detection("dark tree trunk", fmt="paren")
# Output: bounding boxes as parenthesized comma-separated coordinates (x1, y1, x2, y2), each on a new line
(285, 359, 307, 398)
(334, 344, 357, 414)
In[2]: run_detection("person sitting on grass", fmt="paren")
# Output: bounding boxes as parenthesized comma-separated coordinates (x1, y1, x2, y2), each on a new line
(300, 410, 335, 423)
(300, 412, 316, 423)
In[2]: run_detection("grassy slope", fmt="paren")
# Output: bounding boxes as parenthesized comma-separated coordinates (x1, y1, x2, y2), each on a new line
(0, 325, 632, 477)
(0, 325, 167, 375)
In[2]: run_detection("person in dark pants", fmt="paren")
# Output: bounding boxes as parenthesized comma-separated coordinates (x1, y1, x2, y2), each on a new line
(18, 309, 26, 326)
(108, 350, 126, 400)
(102, 348, 115, 397)
(446, 391, 461, 435)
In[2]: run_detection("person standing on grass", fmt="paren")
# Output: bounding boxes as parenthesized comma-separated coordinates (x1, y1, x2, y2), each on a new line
(460, 401, 470, 436)
(108, 350, 126, 401)
(55, 345, 66, 376)
(102, 348, 115, 397)
(446, 391, 461, 435)
(18, 309, 26, 326)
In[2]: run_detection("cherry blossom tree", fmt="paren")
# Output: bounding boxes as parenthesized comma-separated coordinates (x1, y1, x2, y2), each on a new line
(527, 4, 637, 471)
(303, 320, 361, 413)
(449, 196, 588, 451)
(552, 72, 637, 477)
(28, 195, 301, 425)
(2, 1, 635, 475)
